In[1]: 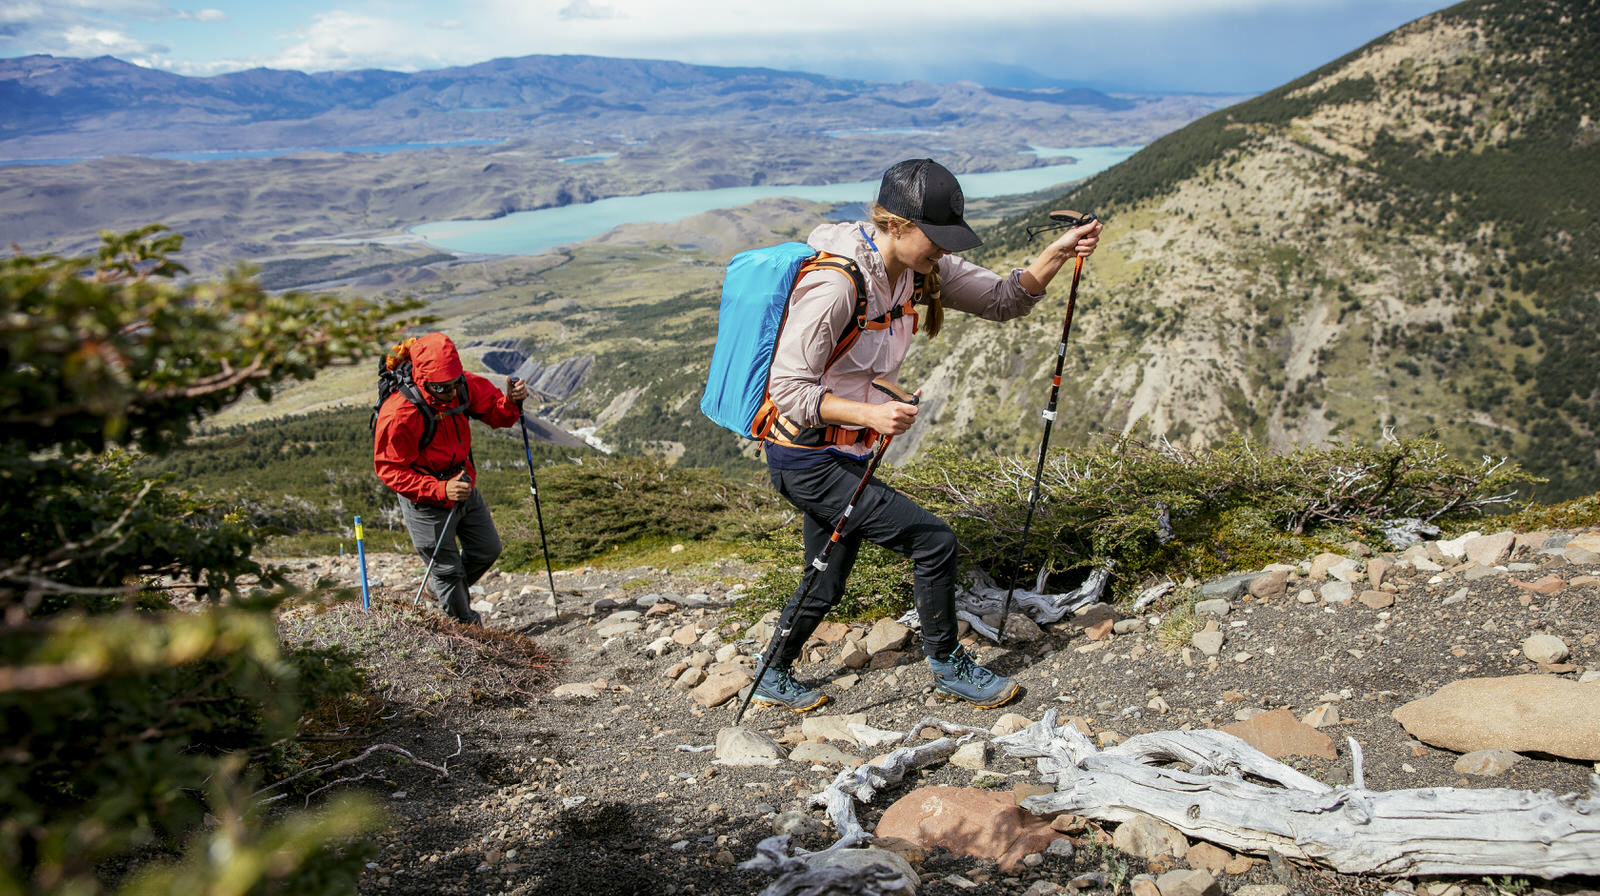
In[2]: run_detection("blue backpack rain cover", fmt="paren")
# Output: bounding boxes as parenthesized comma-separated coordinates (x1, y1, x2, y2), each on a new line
(700, 242, 821, 439)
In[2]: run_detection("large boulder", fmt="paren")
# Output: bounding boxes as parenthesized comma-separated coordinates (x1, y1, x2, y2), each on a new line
(1392, 676, 1600, 761)
(875, 786, 1064, 871)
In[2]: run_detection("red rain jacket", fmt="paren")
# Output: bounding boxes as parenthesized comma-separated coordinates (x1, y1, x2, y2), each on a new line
(373, 332, 521, 506)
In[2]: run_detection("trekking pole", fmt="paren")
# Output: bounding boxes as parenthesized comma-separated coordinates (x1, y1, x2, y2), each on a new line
(997, 211, 1095, 642)
(411, 474, 470, 607)
(733, 379, 917, 727)
(510, 377, 557, 600)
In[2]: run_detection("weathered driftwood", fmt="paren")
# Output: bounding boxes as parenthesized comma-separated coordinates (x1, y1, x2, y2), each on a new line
(995, 711, 1600, 878)
(900, 568, 1109, 642)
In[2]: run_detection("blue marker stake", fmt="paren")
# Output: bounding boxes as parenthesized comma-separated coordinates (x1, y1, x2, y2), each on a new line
(355, 515, 371, 612)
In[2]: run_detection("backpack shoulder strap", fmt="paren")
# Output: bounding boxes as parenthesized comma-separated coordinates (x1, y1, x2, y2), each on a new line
(798, 253, 873, 368)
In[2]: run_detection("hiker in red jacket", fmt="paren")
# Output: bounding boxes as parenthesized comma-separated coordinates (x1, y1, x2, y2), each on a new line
(373, 332, 527, 624)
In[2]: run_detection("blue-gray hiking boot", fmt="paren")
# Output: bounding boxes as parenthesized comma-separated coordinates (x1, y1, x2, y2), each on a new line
(749, 656, 829, 712)
(929, 645, 1020, 708)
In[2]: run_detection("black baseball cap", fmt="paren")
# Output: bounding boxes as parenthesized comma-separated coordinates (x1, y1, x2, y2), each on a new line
(876, 158, 982, 253)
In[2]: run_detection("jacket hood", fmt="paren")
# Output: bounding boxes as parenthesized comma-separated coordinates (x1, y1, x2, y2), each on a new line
(410, 333, 465, 406)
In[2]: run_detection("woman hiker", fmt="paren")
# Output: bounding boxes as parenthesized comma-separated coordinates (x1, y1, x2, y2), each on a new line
(373, 331, 528, 624)
(752, 158, 1103, 712)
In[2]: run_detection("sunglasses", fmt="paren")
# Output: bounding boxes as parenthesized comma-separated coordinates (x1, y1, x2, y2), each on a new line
(424, 378, 462, 397)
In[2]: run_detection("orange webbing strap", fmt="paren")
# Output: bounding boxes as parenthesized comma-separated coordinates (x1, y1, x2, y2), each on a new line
(755, 253, 918, 450)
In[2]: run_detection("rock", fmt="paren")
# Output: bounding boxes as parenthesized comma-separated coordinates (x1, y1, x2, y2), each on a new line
(950, 741, 988, 770)
(1463, 532, 1515, 567)
(1199, 573, 1256, 600)
(1192, 621, 1224, 657)
(1221, 708, 1338, 760)
(779, 848, 918, 896)
(1367, 557, 1392, 589)
(1185, 842, 1232, 874)
(1002, 613, 1045, 641)
(875, 786, 1064, 871)
(1130, 879, 1161, 896)
(1300, 703, 1340, 728)
(673, 666, 706, 691)
(1308, 552, 1349, 580)
(1248, 569, 1289, 600)
(1113, 618, 1149, 635)
(1522, 633, 1570, 664)
(1235, 887, 1291, 896)
(1320, 581, 1353, 604)
(864, 618, 912, 654)
(1453, 749, 1523, 776)
(691, 669, 752, 708)
(868, 836, 928, 865)
(714, 726, 786, 766)
(1436, 531, 1480, 560)
(1357, 590, 1395, 609)
(1084, 616, 1115, 641)
(645, 636, 675, 658)
(840, 641, 871, 669)
(1110, 814, 1187, 860)
(845, 722, 903, 748)
(789, 742, 861, 767)
(1155, 868, 1221, 896)
(1513, 575, 1566, 595)
(990, 713, 1033, 737)
(1194, 599, 1231, 618)
(814, 621, 852, 643)
(1393, 675, 1600, 761)
(773, 810, 826, 838)
(550, 681, 602, 700)
(802, 713, 868, 744)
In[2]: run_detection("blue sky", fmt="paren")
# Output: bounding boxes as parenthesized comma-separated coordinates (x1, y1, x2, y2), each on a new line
(2, 0, 1453, 93)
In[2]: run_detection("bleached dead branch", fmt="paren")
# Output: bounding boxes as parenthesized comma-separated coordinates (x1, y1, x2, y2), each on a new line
(995, 711, 1600, 878)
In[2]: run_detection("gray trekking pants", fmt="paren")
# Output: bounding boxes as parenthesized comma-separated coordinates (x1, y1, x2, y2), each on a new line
(399, 489, 502, 621)
(763, 456, 960, 667)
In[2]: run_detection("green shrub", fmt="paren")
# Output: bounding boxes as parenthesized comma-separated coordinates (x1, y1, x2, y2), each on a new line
(895, 434, 1532, 603)
(0, 226, 416, 894)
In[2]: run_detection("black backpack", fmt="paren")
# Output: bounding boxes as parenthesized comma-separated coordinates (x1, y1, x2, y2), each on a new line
(372, 358, 468, 452)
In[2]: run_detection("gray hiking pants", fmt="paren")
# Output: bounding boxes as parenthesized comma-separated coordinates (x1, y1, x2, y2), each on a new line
(399, 489, 502, 621)
(763, 456, 960, 667)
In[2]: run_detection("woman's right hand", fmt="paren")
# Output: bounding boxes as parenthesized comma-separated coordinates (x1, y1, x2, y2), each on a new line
(866, 397, 920, 436)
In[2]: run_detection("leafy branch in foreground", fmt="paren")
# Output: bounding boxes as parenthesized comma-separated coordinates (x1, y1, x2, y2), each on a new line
(896, 434, 1533, 601)
(1, 226, 422, 895)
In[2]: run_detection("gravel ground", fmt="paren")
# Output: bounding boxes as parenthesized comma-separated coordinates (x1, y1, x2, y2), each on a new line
(273, 527, 1600, 896)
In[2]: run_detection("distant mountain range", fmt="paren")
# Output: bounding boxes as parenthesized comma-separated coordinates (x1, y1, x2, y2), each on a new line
(0, 52, 1235, 273)
(0, 53, 1159, 161)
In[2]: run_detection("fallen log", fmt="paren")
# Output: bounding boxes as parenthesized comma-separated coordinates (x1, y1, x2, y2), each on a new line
(995, 710, 1600, 878)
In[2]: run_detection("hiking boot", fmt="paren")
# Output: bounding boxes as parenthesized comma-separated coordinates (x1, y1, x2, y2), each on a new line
(453, 609, 483, 626)
(748, 656, 829, 712)
(929, 645, 1019, 708)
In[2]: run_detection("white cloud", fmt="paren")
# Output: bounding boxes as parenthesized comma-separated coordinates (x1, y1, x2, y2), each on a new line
(266, 10, 462, 72)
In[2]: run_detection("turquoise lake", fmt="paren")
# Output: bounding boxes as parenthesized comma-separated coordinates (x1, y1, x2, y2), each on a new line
(411, 145, 1141, 257)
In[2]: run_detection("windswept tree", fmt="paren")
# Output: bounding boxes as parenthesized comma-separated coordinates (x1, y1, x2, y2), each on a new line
(0, 226, 422, 895)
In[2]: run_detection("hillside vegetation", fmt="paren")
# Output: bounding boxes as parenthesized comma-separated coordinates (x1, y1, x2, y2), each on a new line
(946, 0, 1598, 498)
